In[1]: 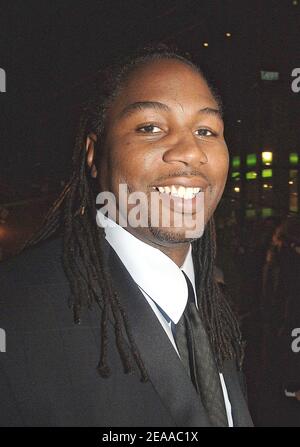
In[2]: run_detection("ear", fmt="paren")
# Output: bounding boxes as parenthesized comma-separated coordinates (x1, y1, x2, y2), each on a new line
(86, 133, 98, 178)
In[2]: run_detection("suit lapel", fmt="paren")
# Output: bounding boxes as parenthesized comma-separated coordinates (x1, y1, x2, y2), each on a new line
(107, 243, 211, 427)
(102, 239, 252, 427)
(221, 360, 254, 427)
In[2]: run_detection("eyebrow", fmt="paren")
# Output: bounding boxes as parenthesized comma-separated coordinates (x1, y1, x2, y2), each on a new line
(117, 101, 223, 121)
(198, 106, 223, 120)
(117, 101, 170, 119)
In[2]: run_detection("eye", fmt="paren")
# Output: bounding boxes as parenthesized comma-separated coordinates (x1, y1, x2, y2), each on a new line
(136, 124, 162, 133)
(195, 128, 216, 137)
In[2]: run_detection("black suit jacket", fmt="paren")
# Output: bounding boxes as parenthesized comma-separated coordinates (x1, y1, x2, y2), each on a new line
(0, 237, 253, 427)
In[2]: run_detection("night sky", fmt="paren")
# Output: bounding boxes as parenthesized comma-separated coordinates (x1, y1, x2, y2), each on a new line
(0, 0, 299, 191)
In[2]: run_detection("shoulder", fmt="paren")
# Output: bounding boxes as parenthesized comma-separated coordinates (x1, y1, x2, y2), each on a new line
(0, 237, 73, 328)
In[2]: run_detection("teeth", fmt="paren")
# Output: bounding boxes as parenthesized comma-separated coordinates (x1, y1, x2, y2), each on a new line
(154, 185, 202, 198)
(178, 186, 185, 198)
(171, 185, 178, 196)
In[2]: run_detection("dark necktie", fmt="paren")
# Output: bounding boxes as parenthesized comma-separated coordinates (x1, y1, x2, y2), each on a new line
(172, 271, 228, 427)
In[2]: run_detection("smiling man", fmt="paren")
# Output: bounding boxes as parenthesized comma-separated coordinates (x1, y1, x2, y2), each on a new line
(90, 56, 228, 266)
(0, 46, 253, 427)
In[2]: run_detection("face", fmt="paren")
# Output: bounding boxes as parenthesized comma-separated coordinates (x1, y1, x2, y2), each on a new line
(90, 59, 229, 249)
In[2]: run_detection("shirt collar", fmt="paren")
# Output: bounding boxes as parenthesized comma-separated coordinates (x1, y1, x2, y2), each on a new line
(96, 210, 197, 324)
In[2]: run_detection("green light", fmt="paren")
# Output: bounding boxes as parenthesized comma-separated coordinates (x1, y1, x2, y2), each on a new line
(289, 153, 299, 165)
(232, 156, 240, 168)
(231, 171, 240, 179)
(246, 171, 258, 180)
(262, 169, 273, 178)
(246, 154, 257, 167)
(261, 208, 273, 218)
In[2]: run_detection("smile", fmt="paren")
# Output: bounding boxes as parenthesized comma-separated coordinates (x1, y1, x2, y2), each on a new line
(152, 185, 203, 199)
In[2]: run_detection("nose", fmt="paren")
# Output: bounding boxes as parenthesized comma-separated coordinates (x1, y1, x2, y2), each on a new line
(162, 131, 208, 167)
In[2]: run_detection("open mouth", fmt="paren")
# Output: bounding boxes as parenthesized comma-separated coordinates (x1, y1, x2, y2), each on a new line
(152, 185, 203, 200)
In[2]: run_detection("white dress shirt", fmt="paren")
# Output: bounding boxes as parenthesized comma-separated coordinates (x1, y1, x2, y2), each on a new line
(96, 210, 233, 427)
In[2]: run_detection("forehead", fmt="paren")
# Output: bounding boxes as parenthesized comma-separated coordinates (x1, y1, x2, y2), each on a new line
(107, 59, 218, 118)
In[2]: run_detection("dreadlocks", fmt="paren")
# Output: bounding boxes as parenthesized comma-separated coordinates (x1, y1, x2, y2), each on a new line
(26, 44, 244, 383)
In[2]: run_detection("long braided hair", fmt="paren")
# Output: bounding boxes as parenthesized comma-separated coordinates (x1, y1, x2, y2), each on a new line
(26, 45, 244, 382)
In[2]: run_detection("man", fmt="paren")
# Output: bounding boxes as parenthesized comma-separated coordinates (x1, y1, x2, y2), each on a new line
(0, 46, 253, 427)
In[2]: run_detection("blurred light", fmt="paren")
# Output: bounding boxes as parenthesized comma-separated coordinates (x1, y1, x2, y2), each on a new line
(262, 208, 273, 218)
(263, 184, 269, 188)
(246, 209, 256, 218)
(225, 32, 232, 37)
(289, 169, 298, 179)
(262, 151, 273, 164)
(0, 226, 8, 239)
(261, 71, 279, 81)
(292, 0, 298, 5)
(289, 180, 294, 185)
(289, 152, 299, 165)
(203, 42, 209, 47)
(246, 171, 257, 180)
(234, 187, 240, 192)
(232, 156, 240, 168)
(231, 172, 240, 181)
(246, 153, 257, 167)
(237, 119, 242, 123)
(262, 169, 273, 178)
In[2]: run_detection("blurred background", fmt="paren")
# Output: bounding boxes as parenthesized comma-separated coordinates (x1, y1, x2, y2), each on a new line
(0, 0, 299, 426)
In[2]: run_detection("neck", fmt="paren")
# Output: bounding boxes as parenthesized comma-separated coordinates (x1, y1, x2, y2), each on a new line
(156, 243, 190, 267)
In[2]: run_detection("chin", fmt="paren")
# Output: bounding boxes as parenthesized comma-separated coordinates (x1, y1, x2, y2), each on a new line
(148, 226, 202, 244)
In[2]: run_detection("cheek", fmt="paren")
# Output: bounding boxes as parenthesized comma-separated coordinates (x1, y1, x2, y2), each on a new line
(105, 140, 154, 188)
(207, 149, 229, 200)
(211, 149, 229, 179)
(218, 154, 229, 183)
